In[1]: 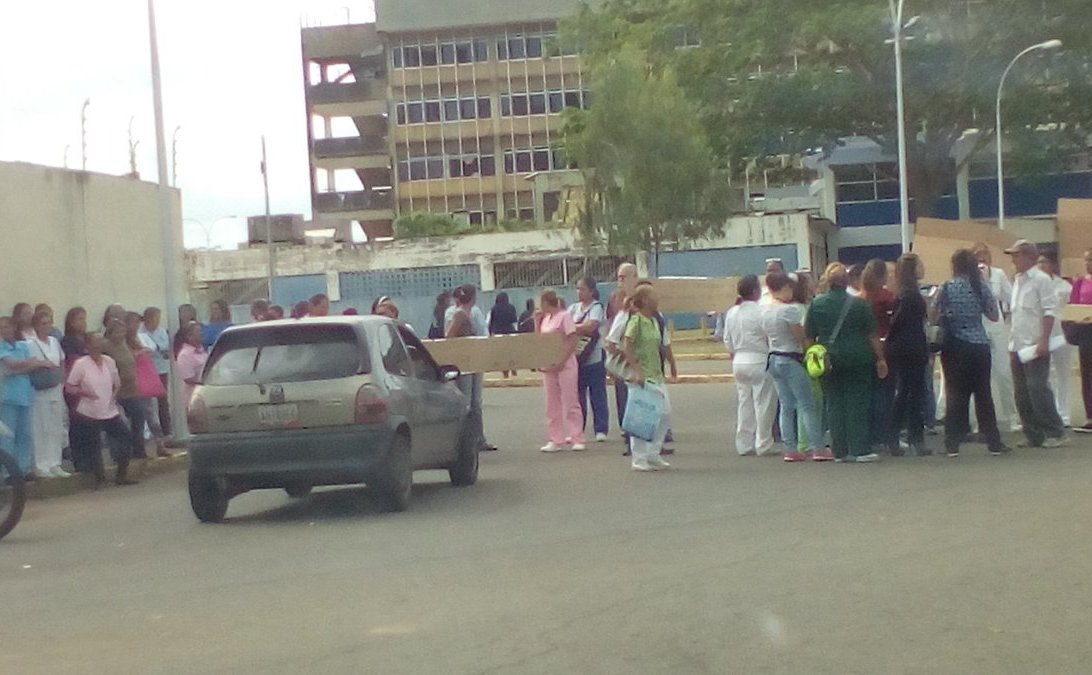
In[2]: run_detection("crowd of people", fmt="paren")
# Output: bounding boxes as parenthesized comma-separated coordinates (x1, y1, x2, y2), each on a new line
(723, 242, 1092, 464)
(6, 242, 1089, 484)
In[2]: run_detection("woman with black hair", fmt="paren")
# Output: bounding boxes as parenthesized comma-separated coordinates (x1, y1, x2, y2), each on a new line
(885, 253, 929, 455)
(935, 249, 1008, 457)
(428, 292, 452, 339)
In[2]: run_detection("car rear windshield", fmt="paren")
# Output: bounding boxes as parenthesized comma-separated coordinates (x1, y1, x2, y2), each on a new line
(203, 324, 368, 385)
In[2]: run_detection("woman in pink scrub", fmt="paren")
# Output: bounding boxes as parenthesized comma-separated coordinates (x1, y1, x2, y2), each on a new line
(176, 322, 208, 407)
(65, 332, 137, 487)
(535, 290, 585, 452)
(1065, 249, 1092, 433)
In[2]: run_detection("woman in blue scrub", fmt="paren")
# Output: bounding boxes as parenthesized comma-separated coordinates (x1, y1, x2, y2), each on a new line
(0, 316, 50, 478)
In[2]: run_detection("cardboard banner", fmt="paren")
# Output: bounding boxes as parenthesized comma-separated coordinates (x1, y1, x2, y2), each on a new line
(1057, 199, 1092, 260)
(1063, 304, 1092, 323)
(913, 218, 1019, 286)
(644, 277, 740, 313)
(424, 332, 566, 373)
(1062, 258, 1085, 279)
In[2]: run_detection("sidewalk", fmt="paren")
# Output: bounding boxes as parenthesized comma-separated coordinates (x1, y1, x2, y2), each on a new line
(25, 452, 190, 501)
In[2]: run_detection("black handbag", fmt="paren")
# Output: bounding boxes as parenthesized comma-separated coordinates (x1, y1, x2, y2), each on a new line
(28, 339, 63, 391)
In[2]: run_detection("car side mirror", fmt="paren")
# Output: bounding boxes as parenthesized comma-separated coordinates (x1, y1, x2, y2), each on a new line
(439, 365, 461, 382)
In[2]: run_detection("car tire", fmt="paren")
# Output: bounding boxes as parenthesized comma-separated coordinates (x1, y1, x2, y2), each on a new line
(373, 433, 412, 513)
(189, 475, 229, 523)
(448, 419, 479, 487)
(284, 483, 312, 499)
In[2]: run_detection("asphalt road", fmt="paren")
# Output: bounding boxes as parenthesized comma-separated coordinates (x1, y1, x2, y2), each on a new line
(4, 383, 1092, 674)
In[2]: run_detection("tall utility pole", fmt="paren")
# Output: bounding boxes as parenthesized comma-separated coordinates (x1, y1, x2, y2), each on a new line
(147, 0, 186, 438)
(80, 99, 90, 171)
(262, 136, 275, 301)
(171, 125, 181, 186)
(887, 0, 915, 254)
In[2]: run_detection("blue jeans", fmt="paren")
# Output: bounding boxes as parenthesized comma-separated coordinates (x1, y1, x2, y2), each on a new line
(768, 356, 823, 451)
(0, 403, 32, 474)
(577, 360, 610, 436)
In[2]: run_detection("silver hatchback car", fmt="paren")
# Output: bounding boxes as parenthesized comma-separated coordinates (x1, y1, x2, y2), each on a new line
(186, 316, 477, 522)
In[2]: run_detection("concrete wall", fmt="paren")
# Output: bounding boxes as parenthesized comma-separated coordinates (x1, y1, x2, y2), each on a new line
(0, 161, 185, 325)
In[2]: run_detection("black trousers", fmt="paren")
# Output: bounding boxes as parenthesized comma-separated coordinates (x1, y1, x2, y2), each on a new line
(1079, 340, 1092, 422)
(70, 413, 133, 480)
(614, 377, 629, 442)
(119, 398, 148, 458)
(889, 353, 927, 446)
(156, 373, 172, 437)
(940, 338, 1003, 453)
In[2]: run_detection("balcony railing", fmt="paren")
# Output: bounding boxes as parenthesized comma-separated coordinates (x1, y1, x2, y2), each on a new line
(315, 190, 393, 213)
(312, 136, 388, 158)
(309, 80, 384, 105)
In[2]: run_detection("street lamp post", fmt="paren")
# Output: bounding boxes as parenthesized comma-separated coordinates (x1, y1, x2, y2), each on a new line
(888, 0, 917, 253)
(995, 39, 1062, 230)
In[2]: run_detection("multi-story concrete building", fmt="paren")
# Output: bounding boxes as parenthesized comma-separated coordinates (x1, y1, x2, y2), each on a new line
(301, 0, 591, 241)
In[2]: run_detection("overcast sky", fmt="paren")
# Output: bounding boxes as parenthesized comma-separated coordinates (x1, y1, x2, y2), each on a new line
(1, 0, 377, 249)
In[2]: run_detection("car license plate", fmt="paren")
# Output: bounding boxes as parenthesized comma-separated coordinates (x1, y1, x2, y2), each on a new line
(259, 403, 299, 427)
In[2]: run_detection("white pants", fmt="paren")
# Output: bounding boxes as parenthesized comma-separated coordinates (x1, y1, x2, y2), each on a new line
(732, 360, 776, 455)
(627, 382, 671, 462)
(31, 391, 66, 473)
(942, 324, 1019, 431)
(1051, 344, 1073, 426)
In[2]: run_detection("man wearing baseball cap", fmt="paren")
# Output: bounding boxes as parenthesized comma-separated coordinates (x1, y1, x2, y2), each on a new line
(1005, 239, 1067, 447)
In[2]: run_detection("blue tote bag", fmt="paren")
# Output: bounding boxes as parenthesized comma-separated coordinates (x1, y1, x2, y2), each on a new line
(622, 385, 665, 442)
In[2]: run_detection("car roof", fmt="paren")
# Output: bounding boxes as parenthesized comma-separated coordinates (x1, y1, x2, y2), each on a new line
(217, 315, 392, 335)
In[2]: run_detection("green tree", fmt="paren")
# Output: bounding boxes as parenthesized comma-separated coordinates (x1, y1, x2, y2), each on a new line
(563, 0, 1092, 216)
(559, 47, 731, 273)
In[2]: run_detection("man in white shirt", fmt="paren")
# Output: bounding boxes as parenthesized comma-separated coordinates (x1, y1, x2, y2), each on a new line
(724, 275, 776, 456)
(759, 258, 784, 306)
(606, 263, 640, 452)
(973, 243, 1019, 431)
(1006, 240, 1066, 447)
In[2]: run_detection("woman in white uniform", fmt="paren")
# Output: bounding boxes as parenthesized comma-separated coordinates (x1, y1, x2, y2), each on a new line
(1039, 252, 1073, 426)
(27, 310, 69, 478)
(724, 275, 776, 456)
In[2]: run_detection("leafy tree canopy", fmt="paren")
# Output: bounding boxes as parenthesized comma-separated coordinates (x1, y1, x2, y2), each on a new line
(559, 47, 733, 264)
(562, 0, 1092, 214)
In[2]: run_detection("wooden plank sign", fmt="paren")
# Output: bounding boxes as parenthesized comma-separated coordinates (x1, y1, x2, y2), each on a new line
(644, 277, 741, 313)
(913, 218, 1018, 286)
(424, 332, 566, 373)
(1062, 258, 1086, 279)
(1057, 199, 1092, 260)
(1062, 304, 1092, 323)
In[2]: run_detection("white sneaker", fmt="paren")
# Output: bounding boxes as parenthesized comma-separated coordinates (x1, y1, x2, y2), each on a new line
(595, 433, 608, 443)
(648, 456, 671, 469)
(540, 442, 563, 453)
(571, 443, 587, 451)
(50, 466, 71, 479)
(1043, 436, 1069, 449)
(631, 458, 657, 471)
(32, 468, 52, 480)
(855, 453, 880, 463)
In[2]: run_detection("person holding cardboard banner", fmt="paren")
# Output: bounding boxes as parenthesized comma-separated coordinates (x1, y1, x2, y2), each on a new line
(1065, 249, 1092, 433)
(535, 290, 586, 453)
(1006, 240, 1067, 448)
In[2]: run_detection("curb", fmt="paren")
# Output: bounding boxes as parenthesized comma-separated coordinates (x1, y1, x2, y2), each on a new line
(25, 452, 190, 500)
(485, 374, 733, 388)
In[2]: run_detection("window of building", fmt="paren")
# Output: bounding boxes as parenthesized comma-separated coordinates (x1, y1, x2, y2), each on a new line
(397, 96, 492, 124)
(440, 42, 456, 65)
(834, 163, 901, 204)
(443, 99, 460, 121)
(529, 92, 547, 115)
(497, 33, 558, 61)
(420, 44, 439, 66)
(526, 35, 543, 58)
(398, 153, 496, 182)
(477, 97, 491, 119)
(474, 39, 489, 62)
(503, 147, 557, 174)
(424, 100, 441, 122)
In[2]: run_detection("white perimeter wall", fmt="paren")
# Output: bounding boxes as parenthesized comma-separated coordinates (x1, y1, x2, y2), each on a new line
(0, 161, 185, 326)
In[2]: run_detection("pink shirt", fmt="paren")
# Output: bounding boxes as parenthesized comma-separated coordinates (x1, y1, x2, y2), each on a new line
(539, 309, 577, 371)
(176, 343, 208, 405)
(1071, 277, 1092, 305)
(66, 355, 121, 420)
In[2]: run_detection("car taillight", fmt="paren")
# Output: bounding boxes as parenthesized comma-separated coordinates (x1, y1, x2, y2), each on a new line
(187, 394, 208, 434)
(354, 384, 388, 424)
